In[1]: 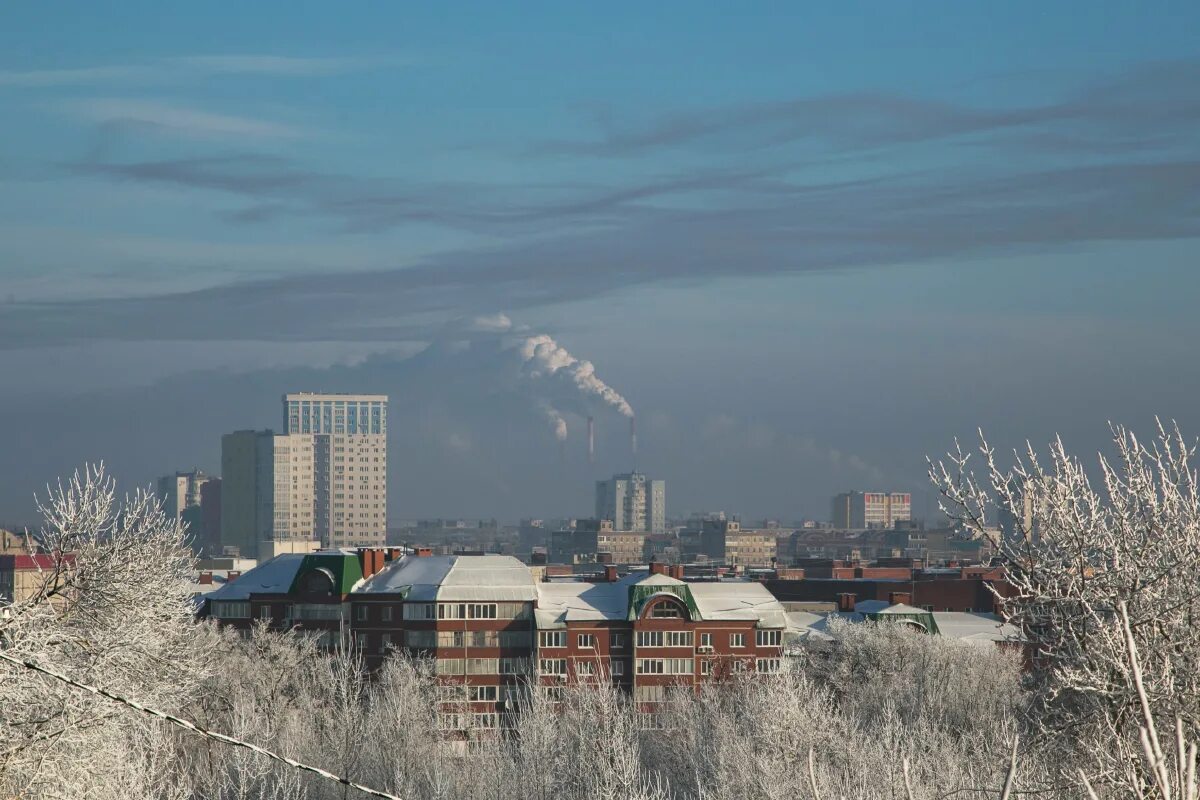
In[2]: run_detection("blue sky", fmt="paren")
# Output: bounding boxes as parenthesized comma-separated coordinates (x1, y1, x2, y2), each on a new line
(1, 3, 1199, 524)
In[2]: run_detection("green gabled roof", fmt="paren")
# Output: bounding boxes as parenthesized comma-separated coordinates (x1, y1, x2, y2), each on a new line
(288, 552, 364, 595)
(627, 583, 702, 621)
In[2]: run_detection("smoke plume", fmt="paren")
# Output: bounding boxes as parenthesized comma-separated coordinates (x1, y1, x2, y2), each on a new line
(518, 334, 635, 418)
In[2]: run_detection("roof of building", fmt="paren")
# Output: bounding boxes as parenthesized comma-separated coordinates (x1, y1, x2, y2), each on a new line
(204, 553, 309, 601)
(786, 607, 1019, 644)
(356, 554, 538, 602)
(535, 571, 788, 629)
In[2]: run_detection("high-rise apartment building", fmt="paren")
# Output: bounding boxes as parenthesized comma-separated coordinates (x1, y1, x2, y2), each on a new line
(283, 393, 388, 550)
(220, 431, 316, 558)
(831, 491, 912, 529)
(595, 472, 666, 535)
(156, 470, 209, 519)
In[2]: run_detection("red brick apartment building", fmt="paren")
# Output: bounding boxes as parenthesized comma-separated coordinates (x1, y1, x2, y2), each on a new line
(202, 550, 788, 731)
(763, 559, 1012, 614)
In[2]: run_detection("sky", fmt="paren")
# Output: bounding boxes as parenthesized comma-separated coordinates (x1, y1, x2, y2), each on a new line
(2, 2, 1199, 526)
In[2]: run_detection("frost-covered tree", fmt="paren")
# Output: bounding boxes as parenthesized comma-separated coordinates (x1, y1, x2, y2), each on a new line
(0, 464, 207, 797)
(932, 422, 1200, 793)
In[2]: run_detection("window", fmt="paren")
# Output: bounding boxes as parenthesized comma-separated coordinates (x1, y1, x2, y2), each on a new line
(356, 605, 368, 622)
(472, 713, 498, 729)
(650, 601, 683, 618)
(379, 633, 392, 654)
(403, 603, 435, 620)
(500, 657, 531, 675)
(212, 601, 250, 619)
(435, 658, 464, 675)
(636, 631, 663, 647)
(700, 660, 712, 676)
(355, 633, 368, 650)
(539, 631, 566, 648)
(665, 631, 693, 647)
(500, 631, 531, 648)
(756, 658, 781, 673)
(469, 603, 497, 619)
(576, 661, 595, 676)
(611, 632, 627, 649)
(756, 629, 782, 647)
(636, 659, 664, 675)
(539, 658, 567, 677)
(259, 605, 272, 620)
(578, 633, 597, 649)
(699, 633, 713, 648)
(635, 685, 667, 702)
(469, 685, 498, 702)
(381, 606, 393, 622)
(611, 659, 626, 676)
(730, 633, 746, 648)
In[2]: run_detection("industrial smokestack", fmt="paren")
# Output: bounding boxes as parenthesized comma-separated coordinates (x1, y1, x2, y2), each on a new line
(630, 416, 637, 459)
(587, 416, 595, 463)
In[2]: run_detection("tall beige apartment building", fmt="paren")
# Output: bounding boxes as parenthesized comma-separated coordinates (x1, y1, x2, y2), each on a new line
(831, 491, 912, 529)
(221, 431, 316, 559)
(283, 393, 388, 550)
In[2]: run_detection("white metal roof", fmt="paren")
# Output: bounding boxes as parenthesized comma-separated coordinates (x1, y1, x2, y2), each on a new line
(785, 609, 1020, 645)
(534, 572, 788, 628)
(356, 554, 538, 602)
(204, 554, 308, 602)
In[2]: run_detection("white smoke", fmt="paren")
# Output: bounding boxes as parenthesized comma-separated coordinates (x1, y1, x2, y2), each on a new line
(518, 334, 634, 418)
(538, 401, 569, 442)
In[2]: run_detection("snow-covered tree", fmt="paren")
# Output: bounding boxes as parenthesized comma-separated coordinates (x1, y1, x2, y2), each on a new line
(932, 422, 1200, 794)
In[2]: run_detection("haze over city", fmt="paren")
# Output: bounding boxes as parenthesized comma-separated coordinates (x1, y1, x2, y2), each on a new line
(2, 2, 1199, 526)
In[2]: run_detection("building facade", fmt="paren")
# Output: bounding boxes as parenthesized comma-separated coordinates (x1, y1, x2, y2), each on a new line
(203, 552, 789, 732)
(831, 491, 912, 529)
(221, 430, 316, 559)
(284, 393, 388, 550)
(596, 472, 666, 535)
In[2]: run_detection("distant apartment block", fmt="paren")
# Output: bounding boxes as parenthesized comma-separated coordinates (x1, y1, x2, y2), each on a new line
(831, 491, 912, 529)
(681, 518, 778, 569)
(284, 393, 388, 550)
(596, 472, 666, 535)
(157, 470, 209, 520)
(220, 431, 316, 559)
(550, 519, 646, 565)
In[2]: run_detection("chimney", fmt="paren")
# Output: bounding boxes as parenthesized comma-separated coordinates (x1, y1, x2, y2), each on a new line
(630, 416, 637, 459)
(889, 591, 912, 606)
(198, 571, 213, 585)
(359, 548, 385, 579)
(226, 570, 241, 582)
(587, 416, 595, 463)
(605, 565, 619, 582)
(649, 561, 668, 576)
(387, 548, 403, 561)
(670, 564, 685, 580)
(837, 593, 856, 612)
(416, 546, 433, 558)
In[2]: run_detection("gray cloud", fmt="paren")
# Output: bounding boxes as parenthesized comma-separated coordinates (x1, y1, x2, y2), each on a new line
(541, 60, 1200, 157)
(7, 153, 1200, 352)
(0, 54, 394, 88)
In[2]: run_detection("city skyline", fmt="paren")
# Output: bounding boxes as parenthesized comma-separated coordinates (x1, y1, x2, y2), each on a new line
(2, 4, 1199, 525)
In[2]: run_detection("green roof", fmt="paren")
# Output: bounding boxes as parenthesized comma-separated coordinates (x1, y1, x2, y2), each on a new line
(288, 552, 364, 595)
(627, 583, 701, 621)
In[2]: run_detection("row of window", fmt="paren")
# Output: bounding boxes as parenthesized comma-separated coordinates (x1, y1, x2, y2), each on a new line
(401, 602, 532, 621)
(537, 658, 627, 678)
(636, 631, 693, 648)
(636, 658, 694, 675)
(433, 657, 531, 675)
(534, 629, 783, 650)
(400, 630, 532, 649)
